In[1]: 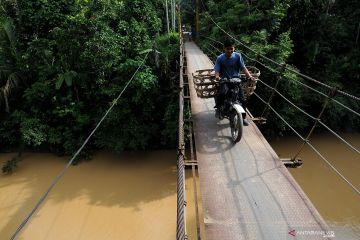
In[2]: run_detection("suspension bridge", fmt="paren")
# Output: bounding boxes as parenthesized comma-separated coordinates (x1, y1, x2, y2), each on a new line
(175, 26, 360, 240)
(178, 41, 326, 240)
(7, 17, 360, 240)
(174, 1, 360, 237)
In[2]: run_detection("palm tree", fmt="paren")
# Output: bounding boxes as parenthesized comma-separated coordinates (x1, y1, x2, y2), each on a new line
(0, 17, 24, 113)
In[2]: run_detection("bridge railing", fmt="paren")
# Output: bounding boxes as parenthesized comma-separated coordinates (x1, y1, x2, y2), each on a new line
(193, 9, 360, 196)
(176, 27, 187, 240)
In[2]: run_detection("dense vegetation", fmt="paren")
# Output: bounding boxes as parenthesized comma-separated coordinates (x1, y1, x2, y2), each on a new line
(0, 0, 180, 170)
(185, 0, 360, 137)
(1, 0, 359, 172)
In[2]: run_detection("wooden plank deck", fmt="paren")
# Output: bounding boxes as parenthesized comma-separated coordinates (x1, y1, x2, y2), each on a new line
(185, 41, 332, 240)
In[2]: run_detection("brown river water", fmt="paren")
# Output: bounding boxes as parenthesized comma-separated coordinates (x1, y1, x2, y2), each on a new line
(271, 132, 360, 239)
(0, 133, 359, 239)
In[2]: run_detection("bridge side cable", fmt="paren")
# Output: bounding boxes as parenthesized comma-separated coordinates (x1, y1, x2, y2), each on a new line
(196, 35, 360, 158)
(194, 4, 360, 195)
(253, 91, 360, 195)
(256, 78, 360, 156)
(242, 48, 360, 194)
(200, 36, 360, 118)
(176, 27, 187, 240)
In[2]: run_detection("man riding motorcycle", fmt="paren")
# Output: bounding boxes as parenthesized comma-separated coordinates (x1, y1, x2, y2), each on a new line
(214, 38, 255, 125)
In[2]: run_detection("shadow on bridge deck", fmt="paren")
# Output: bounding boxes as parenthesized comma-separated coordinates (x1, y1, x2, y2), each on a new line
(185, 42, 332, 240)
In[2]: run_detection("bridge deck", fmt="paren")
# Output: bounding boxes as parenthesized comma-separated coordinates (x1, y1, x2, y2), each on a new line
(185, 42, 331, 240)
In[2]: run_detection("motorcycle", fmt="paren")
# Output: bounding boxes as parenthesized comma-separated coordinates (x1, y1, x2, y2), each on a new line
(216, 77, 247, 143)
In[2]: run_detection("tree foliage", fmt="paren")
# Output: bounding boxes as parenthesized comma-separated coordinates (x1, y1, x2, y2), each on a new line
(184, 0, 360, 137)
(0, 0, 180, 164)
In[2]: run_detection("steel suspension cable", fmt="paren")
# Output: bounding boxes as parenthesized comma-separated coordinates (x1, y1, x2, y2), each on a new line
(202, 45, 218, 59)
(257, 79, 360, 156)
(200, 34, 223, 45)
(207, 42, 222, 54)
(285, 76, 360, 117)
(198, 0, 360, 195)
(317, 121, 360, 155)
(205, 32, 360, 160)
(10, 51, 151, 240)
(253, 92, 360, 195)
(203, 29, 360, 121)
(176, 34, 187, 240)
(205, 31, 360, 122)
(330, 98, 360, 117)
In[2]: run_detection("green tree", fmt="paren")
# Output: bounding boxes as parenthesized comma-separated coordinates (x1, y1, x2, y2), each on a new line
(281, 0, 360, 131)
(189, 0, 307, 137)
(0, 0, 180, 170)
(184, 0, 360, 137)
(0, 17, 25, 113)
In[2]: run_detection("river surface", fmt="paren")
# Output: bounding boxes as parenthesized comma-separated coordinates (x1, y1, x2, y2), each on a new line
(0, 133, 359, 239)
(270, 132, 360, 239)
(0, 151, 182, 239)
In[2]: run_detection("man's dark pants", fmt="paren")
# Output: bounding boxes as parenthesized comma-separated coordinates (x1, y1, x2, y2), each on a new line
(215, 81, 247, 117)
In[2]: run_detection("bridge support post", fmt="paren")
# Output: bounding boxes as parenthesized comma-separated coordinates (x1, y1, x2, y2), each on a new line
(291, 87, 338, 160)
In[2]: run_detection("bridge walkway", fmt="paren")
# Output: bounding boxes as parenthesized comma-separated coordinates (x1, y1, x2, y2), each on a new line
(185, 41, 331, 240)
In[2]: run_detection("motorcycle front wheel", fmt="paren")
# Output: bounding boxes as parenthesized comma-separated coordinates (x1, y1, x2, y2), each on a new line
(230, 109, 243, 143)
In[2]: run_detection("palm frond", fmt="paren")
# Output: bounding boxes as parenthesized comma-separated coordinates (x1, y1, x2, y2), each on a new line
(2, 17, 18, 60)
(0, 88, 9, 112)
(0, 16, 23, 112)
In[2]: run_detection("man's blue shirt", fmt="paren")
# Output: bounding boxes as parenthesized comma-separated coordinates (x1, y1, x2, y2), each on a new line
(214, 52, 245, 79)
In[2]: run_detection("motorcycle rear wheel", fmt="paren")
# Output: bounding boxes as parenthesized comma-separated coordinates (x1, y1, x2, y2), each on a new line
(230, 109, 243, 143)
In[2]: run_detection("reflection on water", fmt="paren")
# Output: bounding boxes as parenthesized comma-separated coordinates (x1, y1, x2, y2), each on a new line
(270, 132, 360, 239)
(0, 151, 182, 240)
